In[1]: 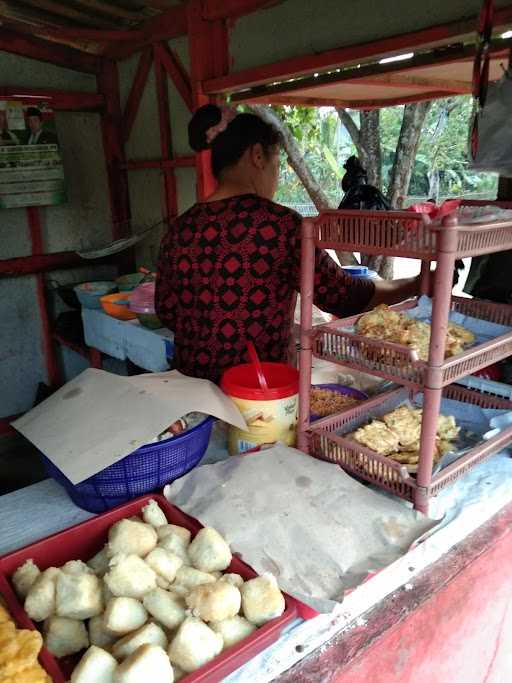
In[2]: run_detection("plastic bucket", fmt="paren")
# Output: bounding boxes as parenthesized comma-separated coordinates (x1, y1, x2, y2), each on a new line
(221, 363, 299, 455)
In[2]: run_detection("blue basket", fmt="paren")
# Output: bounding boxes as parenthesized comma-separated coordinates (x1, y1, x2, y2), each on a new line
(42, 416, 214, 513)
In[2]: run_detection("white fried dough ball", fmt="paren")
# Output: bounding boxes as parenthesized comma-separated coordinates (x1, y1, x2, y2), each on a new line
(56, 571, 103, 620)
(172, 664, 186, 682)
(142, 588, 186, 630)
(156, 525, 191, 546)
(210, 616, 256, 649)
(186, 582, 241, 622)
(12, 559, 40, 599)
(103, 597, 147, 635)
(105, 554, 157, 599)
(114, 644, 174, 683)
(241, 573, 285, 626)
(173, 566, 216, 590)
(168, 584, 190, 599)
(24, 567, 60, 621)
(145, 548, 183, 583)
(141, 499, 167, 528)
(44, 616, 89, 657)
(62, 560, 93, 575)
(168, 617, 223, 673)
(107, 519, 157, 558)
(157, 535, 189, 563)
(71, 645, 117, 683)
(89, 615, 118, 651)
(88, 546, 111, 577)
(188, 528, 232, 573)
(112, 622, 168, 660)
(218, 573, 244, 589)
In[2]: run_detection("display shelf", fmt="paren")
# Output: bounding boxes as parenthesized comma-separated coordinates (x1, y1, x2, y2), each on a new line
(314, 209, 512, 259)
(312, 296, 512, 389)
(307, 386, 512, 504)
(298, 206, 512, 513)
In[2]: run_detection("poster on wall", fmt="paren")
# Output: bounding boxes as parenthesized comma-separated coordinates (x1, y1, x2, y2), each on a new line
(0, 99, 66, 209)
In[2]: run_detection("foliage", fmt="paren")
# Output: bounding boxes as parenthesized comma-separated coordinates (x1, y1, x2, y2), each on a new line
(274, 97, 497, 208)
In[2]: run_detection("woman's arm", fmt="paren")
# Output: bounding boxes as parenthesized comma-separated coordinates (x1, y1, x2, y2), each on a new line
(368, 276, 420, 308)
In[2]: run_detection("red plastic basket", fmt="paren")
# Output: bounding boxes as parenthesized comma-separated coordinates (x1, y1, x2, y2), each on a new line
(0, 494, 315, 682)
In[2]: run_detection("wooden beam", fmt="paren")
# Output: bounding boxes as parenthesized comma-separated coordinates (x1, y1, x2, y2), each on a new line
(0, 27, 100, 73)
(71, 0, 149, 23)
(122, 48, 153, 142)
(153, 44, 178, 221)
(124, 156, 195, 170)
(245, 90, 452, 110)
(27, 207, 60, 388)
(202, 0, 282, 21)
(154, 42, 193, 111)
(204, 6, 512, 94)
(351, 74, 472, 94)
(15, 0, 119, 28)
(0, 251, 115, 278)
(0, 87, 103, 111)
(97, 59, 131, 240)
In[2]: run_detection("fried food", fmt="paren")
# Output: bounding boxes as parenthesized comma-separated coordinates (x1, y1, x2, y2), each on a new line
(382, 406, 422, 447)
(352, 421, 400, 455)
(168, 617, 223, 674)
(12, 560, 40, 600)
(107, 519, 158, 559)
(103, 597, 147, 635)
(70, 645, 117, 683)
(310, 388, 362, 417)
(240, 574, 286, 626)
(0, 603, 50, 683)
(141, 500, 167, 528)
(104, 554, 157, 600)
(210, 616, 256, 650)
(114, 644, 174, 683)
(145, 548, 183, 584)
(56, 571, 103, 620)
(24, 568, 60, 622)
(112, 622, 168, 661)
(188, 528, 232, 573)
(355, 304, 475, 361)
(142, 588, 186, 630)
(88, 615, 117, 651)
(44, 616, 89, 657)
(186, 582, 241, 623)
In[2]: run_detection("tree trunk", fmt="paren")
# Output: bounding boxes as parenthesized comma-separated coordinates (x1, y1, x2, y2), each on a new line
(387, 101, 432, 209)
(359, 110, 382, 188)
(251, 104, 357, 265)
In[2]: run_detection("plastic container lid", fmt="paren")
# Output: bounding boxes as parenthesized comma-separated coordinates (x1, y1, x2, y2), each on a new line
(221, 362, 299, 400)
(129, 281, 156, 314)
(342, 265, 378, 279)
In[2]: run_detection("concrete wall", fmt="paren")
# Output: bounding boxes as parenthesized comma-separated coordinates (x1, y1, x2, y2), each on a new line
(0, 53, 115, 416)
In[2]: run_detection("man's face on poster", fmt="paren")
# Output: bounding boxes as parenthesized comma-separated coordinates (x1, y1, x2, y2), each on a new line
(28, 115, 42, 134)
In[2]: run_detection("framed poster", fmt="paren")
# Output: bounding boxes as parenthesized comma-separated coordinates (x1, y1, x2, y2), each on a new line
(0, 100, 66, 209)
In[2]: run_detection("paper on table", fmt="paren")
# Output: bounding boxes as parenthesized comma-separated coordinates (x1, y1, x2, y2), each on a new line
(13, 369, 246, 485)
(164, 444, 436, 612)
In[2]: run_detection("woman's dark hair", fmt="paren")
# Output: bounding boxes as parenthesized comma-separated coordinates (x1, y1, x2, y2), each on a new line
(188, 104, 281, 178)
(341, 155, 368, 192)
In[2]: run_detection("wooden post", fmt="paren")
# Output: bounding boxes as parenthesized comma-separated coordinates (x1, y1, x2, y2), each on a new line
(27, 207, 60, 389)
(153, 45, 178, 222)
(97, 59, 131, 241)
(187, 0, 230, 200)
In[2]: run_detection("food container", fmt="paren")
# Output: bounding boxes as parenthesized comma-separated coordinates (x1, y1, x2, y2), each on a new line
(0, 495, 313, 683)
(221, 363, 299, 455)
(310, 383, 368, 421)
(129, 282, 161, 329)
(74, 281, 117, 309)
(342, 265, 378, 279)
(41, 416, 215, 513)
(100, 292, 138, 321)
(116, 272, 145, 292)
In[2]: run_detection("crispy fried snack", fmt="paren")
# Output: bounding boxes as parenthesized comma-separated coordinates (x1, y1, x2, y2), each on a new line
(0, 603, 50, 683)
(382, 406, 422, 447)
(352, 420, 400, 455)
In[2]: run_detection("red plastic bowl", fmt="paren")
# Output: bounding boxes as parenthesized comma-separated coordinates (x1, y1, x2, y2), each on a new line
(0, 494, 315, 682)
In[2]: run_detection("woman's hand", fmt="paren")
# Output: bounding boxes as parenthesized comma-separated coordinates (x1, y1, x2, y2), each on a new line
(368, 276, 421, 309)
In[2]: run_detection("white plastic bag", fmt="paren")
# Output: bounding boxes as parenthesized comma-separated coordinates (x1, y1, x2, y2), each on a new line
(471, 70, 512, 176)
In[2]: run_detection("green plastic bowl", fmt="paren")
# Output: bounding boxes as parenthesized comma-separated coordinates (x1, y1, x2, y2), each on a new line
(116, 273, 145, 292)
(137, 313, 161, 329)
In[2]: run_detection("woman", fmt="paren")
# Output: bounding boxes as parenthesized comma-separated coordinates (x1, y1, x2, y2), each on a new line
(156, 105, 420, 383)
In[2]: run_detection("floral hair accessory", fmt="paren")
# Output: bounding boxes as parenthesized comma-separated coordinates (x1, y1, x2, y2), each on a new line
(205, 106, 237, 144)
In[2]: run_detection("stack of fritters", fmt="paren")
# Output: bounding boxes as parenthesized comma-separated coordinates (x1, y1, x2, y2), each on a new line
(355, 305, 475, 361)
(350, 405, 459, 471)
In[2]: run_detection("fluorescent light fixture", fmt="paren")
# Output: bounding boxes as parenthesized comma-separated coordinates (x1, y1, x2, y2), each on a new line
(378, 52, 414, 64)
(501, 30, 512, 39)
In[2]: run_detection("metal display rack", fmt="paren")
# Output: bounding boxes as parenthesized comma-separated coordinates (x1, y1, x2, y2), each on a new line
(298, 209, 512, 513)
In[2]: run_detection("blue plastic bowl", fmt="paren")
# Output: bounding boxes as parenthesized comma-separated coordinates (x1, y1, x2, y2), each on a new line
(74, 281, 117, 309)
(42, 416, 214, 513)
